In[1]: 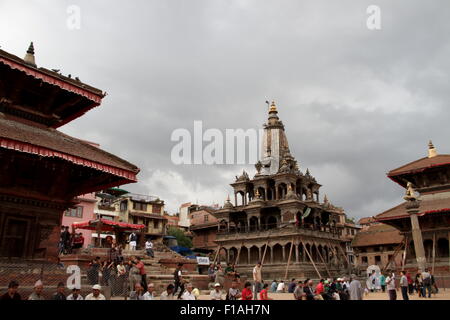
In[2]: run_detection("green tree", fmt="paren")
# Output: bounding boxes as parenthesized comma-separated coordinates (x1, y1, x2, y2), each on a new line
(345, 217, 355, 224)
(167, 227, 193, 248)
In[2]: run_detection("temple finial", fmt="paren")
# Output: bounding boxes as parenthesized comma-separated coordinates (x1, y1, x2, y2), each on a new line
(269, 100, 278, 113)
(24, 42, 36, 67)
(428, 140, 437, 158)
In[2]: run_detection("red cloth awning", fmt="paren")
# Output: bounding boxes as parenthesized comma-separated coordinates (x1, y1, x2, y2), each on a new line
(72, 218, 145, 232)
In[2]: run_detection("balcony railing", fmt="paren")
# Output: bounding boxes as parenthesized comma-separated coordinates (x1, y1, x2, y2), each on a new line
(216, 224, 340, 240)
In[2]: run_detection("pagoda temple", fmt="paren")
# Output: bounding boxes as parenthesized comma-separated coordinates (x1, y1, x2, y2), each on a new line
(211, 101, 359, 280)
(375, 142, 450, 275)
(0, 43, 139, 259)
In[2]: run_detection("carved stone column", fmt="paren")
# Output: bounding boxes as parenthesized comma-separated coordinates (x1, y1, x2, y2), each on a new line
(270, 247, 274, 264)
(406, 199, 427, 271)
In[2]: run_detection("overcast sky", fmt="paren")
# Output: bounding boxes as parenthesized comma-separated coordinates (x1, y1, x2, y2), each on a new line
(2, 0, 450, 218)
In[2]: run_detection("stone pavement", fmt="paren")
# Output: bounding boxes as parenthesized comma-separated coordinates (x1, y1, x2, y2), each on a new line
(112, 289, 450, 300)
(197, 290, 450, 300)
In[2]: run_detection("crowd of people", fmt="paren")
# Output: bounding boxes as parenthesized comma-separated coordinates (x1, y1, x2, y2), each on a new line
(0, 251, 443, 300)
(58, 226, 85, 255)
(365, 268, 439, 300)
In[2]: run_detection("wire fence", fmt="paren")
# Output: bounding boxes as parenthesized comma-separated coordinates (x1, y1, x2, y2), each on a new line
(0, 260, 156, 300)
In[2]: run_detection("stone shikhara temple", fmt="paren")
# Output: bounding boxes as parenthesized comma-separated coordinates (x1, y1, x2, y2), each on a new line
(212, 102, 358, 279)
(0, 43, 139, 259)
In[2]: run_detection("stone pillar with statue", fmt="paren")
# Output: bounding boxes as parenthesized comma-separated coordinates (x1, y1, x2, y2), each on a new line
(404, 182, 427, 272)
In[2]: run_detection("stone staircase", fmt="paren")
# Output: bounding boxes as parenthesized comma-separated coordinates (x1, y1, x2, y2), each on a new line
(121, 245, 209, 292)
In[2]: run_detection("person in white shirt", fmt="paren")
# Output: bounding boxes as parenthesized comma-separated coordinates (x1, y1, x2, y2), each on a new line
(145, 239, 154, 258)
(276, 280, 285, 293)
(386, 273, 397, 300)
(129, 232, 137, 251)
(160, 284, 175, 300)
(85, 284, 106, 300)
(252, 262, 262, 299)
(66, 287, 83, 300)
(210, 283, 223, 300)
(181, 283, 196, 300)
(143, 283, 156, 300)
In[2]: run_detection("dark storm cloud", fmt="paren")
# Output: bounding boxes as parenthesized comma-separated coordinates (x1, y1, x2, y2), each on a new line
(2, 0, 450, 217)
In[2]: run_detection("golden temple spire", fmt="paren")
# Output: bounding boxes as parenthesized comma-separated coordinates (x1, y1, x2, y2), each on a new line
(269, 100, 278, 113)
(428, 140, 437, 158)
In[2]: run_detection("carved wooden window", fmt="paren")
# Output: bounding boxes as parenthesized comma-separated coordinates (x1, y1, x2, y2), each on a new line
(65, 206, 83, 218)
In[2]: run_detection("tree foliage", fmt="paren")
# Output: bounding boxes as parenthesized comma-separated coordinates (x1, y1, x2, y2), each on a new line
(167, 227, 193, 248)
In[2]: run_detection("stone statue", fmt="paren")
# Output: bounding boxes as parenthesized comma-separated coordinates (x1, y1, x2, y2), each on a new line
(404, 182, 418, 201)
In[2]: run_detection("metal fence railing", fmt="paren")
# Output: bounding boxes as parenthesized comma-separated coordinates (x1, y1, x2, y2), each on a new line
(0, 260, 149, 300)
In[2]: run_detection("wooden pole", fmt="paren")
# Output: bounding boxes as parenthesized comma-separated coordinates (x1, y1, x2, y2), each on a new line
(96, 220, 102, 247)
(315, 242, 332, 278)
(284, 237, 295, 280)
(261, 239, 270, 266)
(213, 245, 221, 264)
(382, 238, 404, 273)
(302, 242, 322, 279)
(235, 246, 242, 266)
(402, 235, 409, 271)
(432, 233, 436, 274)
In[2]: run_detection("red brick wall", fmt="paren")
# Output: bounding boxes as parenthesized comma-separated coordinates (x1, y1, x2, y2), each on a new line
(192, 228, 217, 249)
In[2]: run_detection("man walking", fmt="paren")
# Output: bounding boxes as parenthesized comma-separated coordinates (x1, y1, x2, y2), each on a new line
(400, 271, 409, 300)
(421, 268, 432, 298)
(348, 274, 363, 300)
(135, 257, 147, 291)
(252, 261, 262, 300)
(174, 263, 185, 299)
(145, 238, 154, 258)
(386, 272, 397, 300)
(379, 273, 386, 292)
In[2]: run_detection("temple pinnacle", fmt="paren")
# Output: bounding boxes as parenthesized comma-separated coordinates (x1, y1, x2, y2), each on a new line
(23, 42, 36, 67)
(428, 140, 437, 158)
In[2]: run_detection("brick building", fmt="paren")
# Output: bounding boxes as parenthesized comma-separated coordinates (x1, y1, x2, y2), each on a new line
(115, 193, 167, 246)
(189, 206, 220, 251)
(352, 223, 404, 272)
(61, 193, 96, 248)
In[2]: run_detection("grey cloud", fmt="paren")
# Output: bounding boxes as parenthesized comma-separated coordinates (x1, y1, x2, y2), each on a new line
(2, 0, 450, 216)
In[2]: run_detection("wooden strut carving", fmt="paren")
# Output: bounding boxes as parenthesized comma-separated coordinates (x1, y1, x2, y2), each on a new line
(302, 241, 322, 279)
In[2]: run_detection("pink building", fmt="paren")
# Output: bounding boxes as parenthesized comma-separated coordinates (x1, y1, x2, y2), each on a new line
(61, 193, 96, 248)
